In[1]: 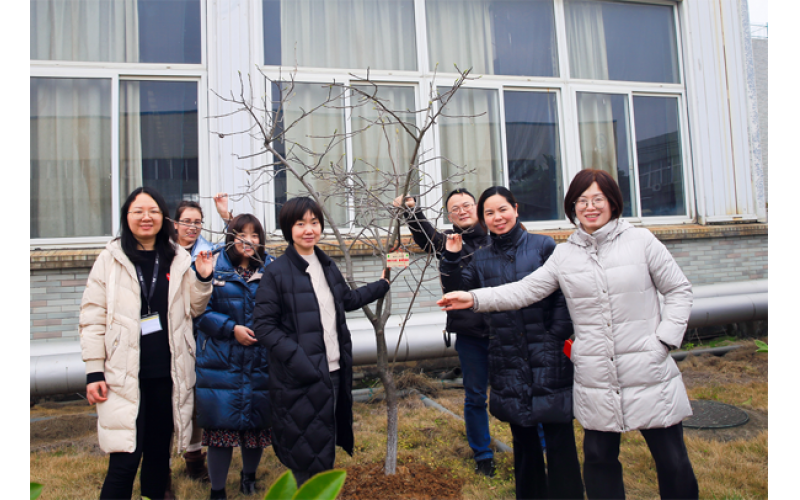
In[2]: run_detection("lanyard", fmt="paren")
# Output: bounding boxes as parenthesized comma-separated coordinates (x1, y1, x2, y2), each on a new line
(135, 253, 160, 315)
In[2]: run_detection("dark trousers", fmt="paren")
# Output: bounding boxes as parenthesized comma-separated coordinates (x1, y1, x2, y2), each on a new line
(455, 335, 493, 462)
(510, 422, 584, 500)
(100, 377, 174, 500)
(583, 423, 698, 500)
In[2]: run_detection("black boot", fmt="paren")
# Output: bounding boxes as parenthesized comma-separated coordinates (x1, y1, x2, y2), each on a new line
(240, 471, 257, 495)
(209, 487, 227, 500)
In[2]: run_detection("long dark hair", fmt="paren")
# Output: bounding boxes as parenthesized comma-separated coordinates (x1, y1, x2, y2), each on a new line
(225, 214, 267, 267)
(476, 186, 519, 233)
(118, 187, 176, 264)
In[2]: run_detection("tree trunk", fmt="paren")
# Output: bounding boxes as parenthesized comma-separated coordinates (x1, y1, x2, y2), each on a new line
(374, 326, 399, 475)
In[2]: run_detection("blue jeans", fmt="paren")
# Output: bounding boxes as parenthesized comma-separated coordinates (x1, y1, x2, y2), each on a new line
(455, 335, 493, 462)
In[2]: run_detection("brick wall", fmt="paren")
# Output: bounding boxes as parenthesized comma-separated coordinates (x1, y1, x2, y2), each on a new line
(30, 225, 768, 343)
(30, 270, 89, 341)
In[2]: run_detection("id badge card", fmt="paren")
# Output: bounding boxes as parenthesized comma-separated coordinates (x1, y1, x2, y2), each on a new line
(140, 313, 163, 336)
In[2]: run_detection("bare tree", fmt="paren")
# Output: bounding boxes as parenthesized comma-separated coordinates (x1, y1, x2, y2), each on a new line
(210, 65, 476, 475)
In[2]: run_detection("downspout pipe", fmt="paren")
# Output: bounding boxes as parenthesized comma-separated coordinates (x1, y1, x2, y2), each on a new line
(30, 280, 767, 397)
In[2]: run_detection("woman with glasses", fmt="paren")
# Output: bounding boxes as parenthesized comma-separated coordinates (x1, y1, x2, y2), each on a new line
(173, 193, 236, 259)
(439, 169, 698, 500)
(440, 186, 583, 500)
(79, 187, 213, 500)
(194, 214, 275, 499)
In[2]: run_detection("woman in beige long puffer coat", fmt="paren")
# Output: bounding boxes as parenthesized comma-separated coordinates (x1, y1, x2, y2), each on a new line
(439, 169, 699, 500)
(80, 187, 213, 500)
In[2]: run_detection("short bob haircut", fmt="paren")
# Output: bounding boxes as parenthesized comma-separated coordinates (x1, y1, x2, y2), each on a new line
(476, 186, 518, 232)
(444, 188, 476, 210)
(563, 169, 624, 226)
(225, 214, 267, 267)
(118, 186, 176, 264)
(278, 197, 325, 244)
(174, 200, 204, 222)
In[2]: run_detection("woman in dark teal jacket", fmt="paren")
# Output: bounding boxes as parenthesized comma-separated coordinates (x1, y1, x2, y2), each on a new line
(194, 214, 275, 500)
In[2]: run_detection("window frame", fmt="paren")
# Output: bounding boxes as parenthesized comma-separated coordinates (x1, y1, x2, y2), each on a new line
(30, 1, 209, 247)
(255, 0, 695, 233)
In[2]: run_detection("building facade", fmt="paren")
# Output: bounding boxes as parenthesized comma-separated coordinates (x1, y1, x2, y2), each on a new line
(31, 0, 767, 344)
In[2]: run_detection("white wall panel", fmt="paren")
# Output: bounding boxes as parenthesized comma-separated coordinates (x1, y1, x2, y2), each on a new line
(681, 0, 759, 222)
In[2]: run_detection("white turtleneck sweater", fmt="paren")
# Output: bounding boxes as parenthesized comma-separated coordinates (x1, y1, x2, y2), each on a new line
(300, 252, 340, 372)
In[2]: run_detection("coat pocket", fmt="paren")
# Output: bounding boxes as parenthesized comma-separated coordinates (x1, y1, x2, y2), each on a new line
(104, 321, 128, 388)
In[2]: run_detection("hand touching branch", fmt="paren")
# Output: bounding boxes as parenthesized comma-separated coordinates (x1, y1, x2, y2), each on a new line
(445, 234, 462, 253)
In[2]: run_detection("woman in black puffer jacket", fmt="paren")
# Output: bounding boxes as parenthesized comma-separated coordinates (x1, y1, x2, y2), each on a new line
(440, 186, 584, 500)
(252, 197, 389, 486)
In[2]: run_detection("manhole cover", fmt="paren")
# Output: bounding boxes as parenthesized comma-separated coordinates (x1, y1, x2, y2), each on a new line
(683, 399, 750, 429)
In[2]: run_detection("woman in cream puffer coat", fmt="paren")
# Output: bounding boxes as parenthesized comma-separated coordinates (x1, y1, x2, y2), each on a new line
(439, 170, 699, 500)
(80, 187, 213, 500)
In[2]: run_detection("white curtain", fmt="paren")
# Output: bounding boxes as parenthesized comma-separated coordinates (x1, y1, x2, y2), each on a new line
(280, 83, 348, 224)
(31, 0, 139, 62)
(351, 85, 417, 212)
(31, 79, 112, 238)
(280, 0, 416, 70)
(576, 92, 618, 180)
(565, 0, 608, 80)
(426, 0, 495, 74)
(119, 81, 144, 199)
(438, 88, 502, 198)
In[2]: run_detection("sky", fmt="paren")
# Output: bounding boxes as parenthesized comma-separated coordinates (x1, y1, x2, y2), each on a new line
(748, 0, 769, 24)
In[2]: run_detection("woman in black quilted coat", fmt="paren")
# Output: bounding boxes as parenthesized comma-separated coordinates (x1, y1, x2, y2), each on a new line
(253, 197, 389, 486)
(440, 186, 584, 500)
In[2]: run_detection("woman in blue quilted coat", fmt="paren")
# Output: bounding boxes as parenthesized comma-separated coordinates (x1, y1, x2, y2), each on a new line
(253, 197, 389, 487)
(194, 214, 275, 500)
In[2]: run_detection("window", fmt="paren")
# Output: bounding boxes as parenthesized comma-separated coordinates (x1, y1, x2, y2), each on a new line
(505, 90, 564, 221)
(258, 0, 690, 227)
(31, 0, 201, 63)
(30, 0, 205, 242)
(565, 0, 679, 83)
(120, 81, 200, 212)
(263, 0, 417, 71)
(426, 0, 558, 77)
(30, 78, 112, 239)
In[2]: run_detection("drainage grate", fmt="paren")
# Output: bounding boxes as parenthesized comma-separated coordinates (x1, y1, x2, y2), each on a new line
(683, 400, 750, 429)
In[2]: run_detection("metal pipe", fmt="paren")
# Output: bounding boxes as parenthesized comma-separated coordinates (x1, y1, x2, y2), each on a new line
(30, 280, 768, 397)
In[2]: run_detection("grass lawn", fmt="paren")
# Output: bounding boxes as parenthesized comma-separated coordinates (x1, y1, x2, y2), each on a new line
(30, 338, 767, 499)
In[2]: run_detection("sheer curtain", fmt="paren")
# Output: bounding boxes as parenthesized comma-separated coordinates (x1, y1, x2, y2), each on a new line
(438, 88, 502, 198)
(278, 83, 348, 224)
(351, 85, 417, 218)
(576, 93, 618, 178)
(30, 0, 139, 62)
(119, 82, 144, 200)
(279, 0, 416, 70)
(31, 79, 112, 238)
(426, 0, 494, 74)
(567, 2, 618, 179)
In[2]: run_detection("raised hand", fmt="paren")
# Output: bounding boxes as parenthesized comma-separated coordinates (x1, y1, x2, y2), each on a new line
(392, 195, 415, 209)
(195, 250, 213, 279)
(437, 291, 474, 311)
(233, 325, 258, 346)
(445, 234, 462, 253)
(214, 192, 231, 220)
